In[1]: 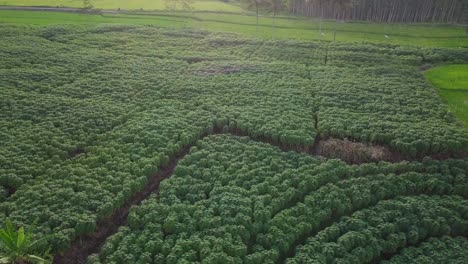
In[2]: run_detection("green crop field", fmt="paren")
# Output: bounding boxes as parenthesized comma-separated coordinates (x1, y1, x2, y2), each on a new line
(1, 10, 467, 48)
(425, 64, 468, 90)
(0, 24, 467, 263)
(0, 0, 244, 11)
(94, 136, 468, 264)
(0, 10, 190, 26)
(1, 2, 468, 263)
(424, 64, 468, 127)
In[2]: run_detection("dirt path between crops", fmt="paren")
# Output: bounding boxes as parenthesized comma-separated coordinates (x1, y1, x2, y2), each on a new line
(52, 127, 467, 264)
(53, 144, 190, 264)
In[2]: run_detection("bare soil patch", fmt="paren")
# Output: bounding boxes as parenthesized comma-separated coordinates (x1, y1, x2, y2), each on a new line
(316, 138, 394, 163)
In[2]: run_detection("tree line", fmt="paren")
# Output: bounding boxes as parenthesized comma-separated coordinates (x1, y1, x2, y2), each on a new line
(246, 0, 468, 23)
(82, 0, 467, 23)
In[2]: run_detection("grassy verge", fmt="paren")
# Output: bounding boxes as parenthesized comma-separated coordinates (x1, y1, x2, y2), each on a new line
(0, 0, 244, 12)
(424, 64, 468, 126)
(0, 10, 189, 26)
(424, 64, 468, 89)
(1, 10, 467, 47)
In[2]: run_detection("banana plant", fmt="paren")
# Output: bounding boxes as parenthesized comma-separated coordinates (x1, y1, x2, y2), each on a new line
(0, 219, 51, 264)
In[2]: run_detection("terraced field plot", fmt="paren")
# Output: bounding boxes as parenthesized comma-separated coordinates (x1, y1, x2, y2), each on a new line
(0, 24, 467, 263)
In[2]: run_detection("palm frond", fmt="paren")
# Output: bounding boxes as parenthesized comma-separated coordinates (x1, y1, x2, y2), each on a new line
(0, 219, 51, 263)
(26, 254, 51, 264)
(0, 229, 16, 251)
(0, 257, 11, 264)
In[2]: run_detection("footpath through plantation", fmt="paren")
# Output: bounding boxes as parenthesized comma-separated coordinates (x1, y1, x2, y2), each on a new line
(0, 24, 467, 263)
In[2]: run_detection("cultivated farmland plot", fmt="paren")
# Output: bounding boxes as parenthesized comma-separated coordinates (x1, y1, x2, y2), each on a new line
(0, 24, 467, 263)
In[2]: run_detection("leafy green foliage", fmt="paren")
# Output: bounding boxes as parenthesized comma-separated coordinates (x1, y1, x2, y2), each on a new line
(90, 135, 468, 263)
(0, 219, 51, 264)
(382, 236, 468, 263)
(0, 25, 466, 261)
(288, 196, 468, 263)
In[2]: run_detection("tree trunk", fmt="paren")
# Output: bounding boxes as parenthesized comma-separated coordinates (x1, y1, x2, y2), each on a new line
(288, 0, 466, 23)
(256, 3, 259, 35)
(272, 12, 276, 38)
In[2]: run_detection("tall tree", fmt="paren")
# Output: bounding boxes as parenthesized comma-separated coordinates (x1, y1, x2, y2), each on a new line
(287, 0, 467, 23)
(332, 0, 353, 20)
(266, 0, 286, 36)
(247, 0, 264, 34)
(311, 0, 325, 38)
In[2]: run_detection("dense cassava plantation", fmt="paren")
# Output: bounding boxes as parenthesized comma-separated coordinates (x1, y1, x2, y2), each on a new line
(0, 0, 467, 264)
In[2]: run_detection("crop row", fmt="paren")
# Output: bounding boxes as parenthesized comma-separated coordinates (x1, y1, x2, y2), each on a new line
(252, 167, 467, 261)
(381, 236, 468, 263)
(288, 195, 468, 263)
(88, 135, 468, 263)
(0, 25, 467, 258)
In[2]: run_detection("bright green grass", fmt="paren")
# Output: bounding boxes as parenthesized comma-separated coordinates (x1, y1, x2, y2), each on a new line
(195, 12, 464, 37)
(0, 10, 189, 26)
(1, 10, 467, 48)
(183, 12, 468, 47)
(195, 18, 467, 47)
(0, 0, 243, 12)
(438, 90, 468, 127)
(424, 65, 468, 90)
(425, 64, 468, 126)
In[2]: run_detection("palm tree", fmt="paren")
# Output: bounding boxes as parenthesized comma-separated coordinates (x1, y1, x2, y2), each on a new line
(0, 219, 51, 264)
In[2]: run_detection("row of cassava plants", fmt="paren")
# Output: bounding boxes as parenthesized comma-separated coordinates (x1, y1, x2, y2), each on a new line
(381, 236, 468, 263)
(288, 195, 468, 263)
(88, 135, 467, 263)
(0, 24, 467, 256)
